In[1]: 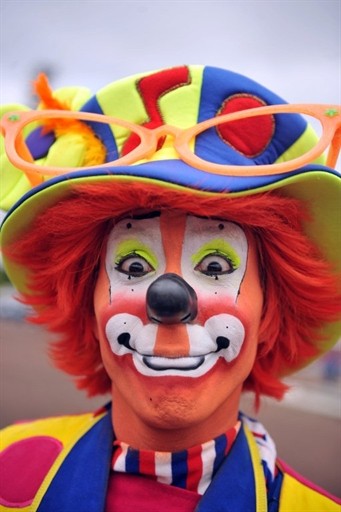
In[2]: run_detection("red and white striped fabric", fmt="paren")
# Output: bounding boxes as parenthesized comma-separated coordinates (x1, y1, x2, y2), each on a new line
(112, 422, 241, 494)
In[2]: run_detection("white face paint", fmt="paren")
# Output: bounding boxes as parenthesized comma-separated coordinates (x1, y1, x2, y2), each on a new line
(105, 215, 166, 299)
(181, 216, 248, 303)
(100, 214, 249, 378)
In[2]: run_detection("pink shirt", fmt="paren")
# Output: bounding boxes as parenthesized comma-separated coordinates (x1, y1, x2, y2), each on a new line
(105, 472, 201, 512)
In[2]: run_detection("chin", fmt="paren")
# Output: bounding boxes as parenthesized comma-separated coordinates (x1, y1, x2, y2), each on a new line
(148, 396, 197, 427)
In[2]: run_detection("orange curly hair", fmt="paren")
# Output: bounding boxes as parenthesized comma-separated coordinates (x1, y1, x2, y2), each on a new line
(6, 183, 341, 405)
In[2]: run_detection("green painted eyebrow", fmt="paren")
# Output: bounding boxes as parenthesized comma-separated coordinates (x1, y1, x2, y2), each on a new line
(114, 239, 158, 269)
(191, 238, 241, 269)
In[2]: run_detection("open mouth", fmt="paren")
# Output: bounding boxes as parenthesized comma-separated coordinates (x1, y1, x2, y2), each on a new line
(142, 355, 205, 371)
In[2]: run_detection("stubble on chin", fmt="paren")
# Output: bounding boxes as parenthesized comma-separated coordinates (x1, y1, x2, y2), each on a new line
(147, 392, 198, 428)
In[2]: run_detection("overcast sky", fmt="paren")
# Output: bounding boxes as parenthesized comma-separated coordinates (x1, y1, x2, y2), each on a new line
(1, 0, 340, 106)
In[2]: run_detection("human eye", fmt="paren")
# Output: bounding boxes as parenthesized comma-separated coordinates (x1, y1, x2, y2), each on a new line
(115, 253, 154, 278)
(195, 253, 235, 278)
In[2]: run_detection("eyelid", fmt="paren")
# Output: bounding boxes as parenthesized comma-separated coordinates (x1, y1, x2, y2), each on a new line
(191, 239, 240, 270)
(114, 239, 158, 270)
(115, 253, 154, 277)
(115, 250, 153, 266)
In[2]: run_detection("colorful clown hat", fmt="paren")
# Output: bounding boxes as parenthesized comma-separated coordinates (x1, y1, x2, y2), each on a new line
(1, 65, 340, 356)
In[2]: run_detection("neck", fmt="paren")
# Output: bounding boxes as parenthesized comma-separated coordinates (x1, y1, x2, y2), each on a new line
(111, 383, 241, 451)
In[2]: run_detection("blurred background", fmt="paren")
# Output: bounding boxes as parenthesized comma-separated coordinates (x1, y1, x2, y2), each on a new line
(1, 0, 340, 497)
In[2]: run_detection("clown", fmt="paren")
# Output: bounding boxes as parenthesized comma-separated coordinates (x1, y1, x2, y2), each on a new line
(0, 65, 340, 511)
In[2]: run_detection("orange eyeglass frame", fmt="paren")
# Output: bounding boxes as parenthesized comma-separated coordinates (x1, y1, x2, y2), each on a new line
(1, 103, 340, 186)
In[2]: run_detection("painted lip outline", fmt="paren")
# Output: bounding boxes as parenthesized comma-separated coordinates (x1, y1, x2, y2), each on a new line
(142, 354, 205, 371)
(132, 351, 223, 377)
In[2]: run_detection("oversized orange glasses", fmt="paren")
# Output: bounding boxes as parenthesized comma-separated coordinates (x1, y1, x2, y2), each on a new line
(1, 104, 340, 186)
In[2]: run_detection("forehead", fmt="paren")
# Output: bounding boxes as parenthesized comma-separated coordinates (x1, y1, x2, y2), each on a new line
(110, 212, 244, 240)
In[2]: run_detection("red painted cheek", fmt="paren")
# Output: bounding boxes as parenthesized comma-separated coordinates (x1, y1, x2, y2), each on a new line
(196, 294, 250, 331)
(99, 293, 149, 330)
(196, 294, 237, 323)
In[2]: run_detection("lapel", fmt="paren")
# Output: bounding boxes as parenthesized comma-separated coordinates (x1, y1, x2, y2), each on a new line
(196, 423, 265, 512)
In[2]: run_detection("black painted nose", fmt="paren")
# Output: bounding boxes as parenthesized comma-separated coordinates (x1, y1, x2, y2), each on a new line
(146, 273, 198, 324)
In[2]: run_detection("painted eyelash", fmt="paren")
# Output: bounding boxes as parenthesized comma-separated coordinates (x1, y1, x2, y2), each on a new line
(191, 237, 241, 272)
(114, 251, 139, 267)
(202, 251, 239, 268)
(114, 252, 154, 279)
(195, 252, 238, 279)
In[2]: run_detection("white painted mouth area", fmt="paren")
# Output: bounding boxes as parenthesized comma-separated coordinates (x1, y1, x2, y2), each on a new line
(105, 312, 246, 378)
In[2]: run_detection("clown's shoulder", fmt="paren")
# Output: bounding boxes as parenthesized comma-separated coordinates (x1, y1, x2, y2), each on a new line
(273, 458, 341, 512)
(1, 405, 340, 512)
(0, 404, 112, 512)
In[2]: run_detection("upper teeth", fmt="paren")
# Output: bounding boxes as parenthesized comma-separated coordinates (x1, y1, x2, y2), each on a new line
(142, 355, 205, 371)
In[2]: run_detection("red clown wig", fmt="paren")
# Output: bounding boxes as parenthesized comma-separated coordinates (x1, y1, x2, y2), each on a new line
(6, 183, 341, 404)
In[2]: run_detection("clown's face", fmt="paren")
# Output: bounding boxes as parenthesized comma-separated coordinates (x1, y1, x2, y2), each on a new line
(93, 212, 263, 448)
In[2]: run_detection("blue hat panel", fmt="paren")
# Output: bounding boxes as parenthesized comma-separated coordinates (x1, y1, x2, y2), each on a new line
(80, 95, 119, 162)
(195, 66, 307, 166)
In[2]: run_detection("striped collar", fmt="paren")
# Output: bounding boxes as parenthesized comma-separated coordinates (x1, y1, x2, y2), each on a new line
(112, 414, 277, 495)
(112, 422, 241, 494)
